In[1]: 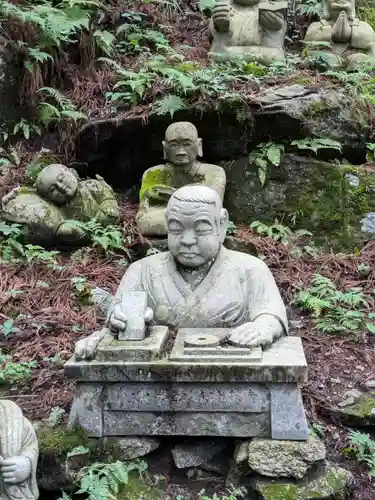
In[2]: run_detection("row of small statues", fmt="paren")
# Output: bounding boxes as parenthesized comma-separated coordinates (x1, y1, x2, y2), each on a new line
(208, 0, 375, 72)
(0, 122, 226, 242)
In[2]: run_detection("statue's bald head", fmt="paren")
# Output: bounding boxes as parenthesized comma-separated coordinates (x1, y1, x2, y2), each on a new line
(166, 185, 228, 268)
(163, 122, 202, 166)
(165, 122, 198, 142)
(167, 185, 223, 215)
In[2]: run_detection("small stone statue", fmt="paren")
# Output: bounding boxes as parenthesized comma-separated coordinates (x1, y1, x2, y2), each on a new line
(136, 122, 226, 237)
(304, 0, 375, 71)
(1, 164, 120, 246)
(0, 400, 39, 500)
(208, 0, 288, 65)
(75, 185, 287, 359)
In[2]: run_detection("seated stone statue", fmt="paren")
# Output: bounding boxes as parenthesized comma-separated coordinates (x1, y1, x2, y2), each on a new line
(1, 164, 120, 246)
(208, 0, 288, 65)
(75, 185, 288, 359)
(136, 122, 226, 237)
(0, 400, 39, 500)
(304, 0, 375, 71)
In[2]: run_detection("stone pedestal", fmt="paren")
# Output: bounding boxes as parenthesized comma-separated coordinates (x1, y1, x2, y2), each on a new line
(65, 329, 308, 440)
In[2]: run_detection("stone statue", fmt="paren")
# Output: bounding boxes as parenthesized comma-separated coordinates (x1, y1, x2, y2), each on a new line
(0, 400, 39, 500)
(304, 0, 375, 71)
(208, 0, 288, 65)
(75, 185, 287, 359)
(1, 164, 120, 246)
(136, 122, 226, 237)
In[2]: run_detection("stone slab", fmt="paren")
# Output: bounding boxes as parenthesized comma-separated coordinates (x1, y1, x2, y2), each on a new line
(269, 383, 309, 440)
(65, 336, 307, 383)
(117, 291, 147, 340)
(103, 383, 269, 412)
(103, 411, 269, 437)
(95, 326, 169, 362)
(68, 383, 103, 437)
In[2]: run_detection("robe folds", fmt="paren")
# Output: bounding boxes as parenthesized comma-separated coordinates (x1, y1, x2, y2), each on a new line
(0, 400, 39, 500)
(111, 246, 288, 333)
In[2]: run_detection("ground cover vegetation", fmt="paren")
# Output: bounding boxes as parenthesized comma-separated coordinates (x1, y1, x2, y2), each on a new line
(0, 0, 375, 498)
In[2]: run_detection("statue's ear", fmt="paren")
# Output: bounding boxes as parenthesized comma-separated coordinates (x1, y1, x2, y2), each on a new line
(219, 208, 229, 243)
(162, 141, 167, 160)
(197, 138, 203, 157)
(70, 168, 80, 179)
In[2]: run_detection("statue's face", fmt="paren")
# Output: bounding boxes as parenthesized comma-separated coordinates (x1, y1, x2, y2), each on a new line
(167, 201, 222, 268)
(37, 165, 78, 205)
(328, 0, 353, 14)
(163, 125, 202, 166)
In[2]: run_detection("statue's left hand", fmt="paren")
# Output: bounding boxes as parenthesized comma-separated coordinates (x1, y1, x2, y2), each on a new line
(227, 322, 273, 348)
(0, 455, 31, 484)
(259, 10, 285, 31)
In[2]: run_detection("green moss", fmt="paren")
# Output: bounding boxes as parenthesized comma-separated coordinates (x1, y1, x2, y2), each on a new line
(37, 424, 92, 458)
(119, 476, 163, 500)
(340, 394, 375, 418)
(257, 483, 298, 500)
(305, 100, 331, 117)
(359, 7, 375, 29)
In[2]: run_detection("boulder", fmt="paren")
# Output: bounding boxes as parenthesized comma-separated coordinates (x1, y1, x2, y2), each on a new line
(235, 434, 326, 480)
(250, 462, 353, 500)
(328, 393, 375, 428)
(172, 438, 228, 469)
(103, 436, 160, 460)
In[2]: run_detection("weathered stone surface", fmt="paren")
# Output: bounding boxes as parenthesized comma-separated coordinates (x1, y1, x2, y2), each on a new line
(68, 383, 103, 437)
(65, 336, 308, 383)
(236, 433, 326, 479)
(328, 393, 375, 428)
(103, 436, 160, 460)
(171, 439, 227, 468)
(225, 154, 375, 248)
(103, 411, 269, 437)
(103, 382, 269, 412)
(118, 291, 147, 340)
(269, 383, 309, 440)
(250, 462, 353, 500)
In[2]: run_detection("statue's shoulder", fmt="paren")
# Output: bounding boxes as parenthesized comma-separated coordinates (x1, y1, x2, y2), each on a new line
(304, 20, 327, 38)
(199, 163, 226, 178)
(142, 164, 169, 178)
(356, 19, 375, 34)
(127, 250, 170, 271)
(224, 248, 270, 272)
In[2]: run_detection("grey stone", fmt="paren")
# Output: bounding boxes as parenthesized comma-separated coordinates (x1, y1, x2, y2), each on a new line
(91, 287, 112, 318)
(329, 393, 375, 428)
(237, 433, 326, 479)
(68, 383, 103, 436)
(171, 439, 227, 468)
(338, 397, 355, 408)
(103, 411, 269, 437)
(365, 379, 375, 389)
(103, 436, 160, 460)
(118, 291, 147, 340)
(251, 462, 353, 500)
(103, 383, 269, 412)
(361, 212, 375, 235)
(269, 383, 309, 440)
(346, 173, 360, 187)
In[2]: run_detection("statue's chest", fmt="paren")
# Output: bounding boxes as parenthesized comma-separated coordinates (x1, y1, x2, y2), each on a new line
(231, 7, 262, 46)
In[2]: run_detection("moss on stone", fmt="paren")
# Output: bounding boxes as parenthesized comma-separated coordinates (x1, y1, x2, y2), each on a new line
(118, 476, 163, 500)
(333, 394, 375, 426)
(37, 424, 93, 458)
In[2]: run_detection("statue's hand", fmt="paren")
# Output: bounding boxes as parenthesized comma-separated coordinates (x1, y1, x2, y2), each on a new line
(212, 1, 231, 33)
(0, 455, 31, 484)
(259, 10, 285, 31)
(147, 185, 175, 203)
(109, 303, 154, 332)
(75, 333, 103, 360)
(332, 10, 351, 43)
(227, 322, 273, 348)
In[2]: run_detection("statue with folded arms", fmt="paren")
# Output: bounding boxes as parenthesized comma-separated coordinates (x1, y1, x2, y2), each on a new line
(1, 164, 119, 246)
(304, 0, 375, 71)
(0, 400, 39, 500)
(75, 184, 287, 359)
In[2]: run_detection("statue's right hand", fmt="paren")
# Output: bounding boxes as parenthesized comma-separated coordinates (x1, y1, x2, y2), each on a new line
(109, 303, 128, 331)
(75, 335, 101, 360)
(212, 1, 231, 33)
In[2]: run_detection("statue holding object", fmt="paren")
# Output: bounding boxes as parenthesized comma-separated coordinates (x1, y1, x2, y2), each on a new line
(0, 400, 39, 500)
(304, 0, 375, 71)
(75, 184, 288, 360)
(208, 0, 288, 65)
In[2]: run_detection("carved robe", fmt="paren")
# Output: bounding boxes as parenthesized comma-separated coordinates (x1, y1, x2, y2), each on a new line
(0, 400, 39, 500)
(110, 246, 288, 332)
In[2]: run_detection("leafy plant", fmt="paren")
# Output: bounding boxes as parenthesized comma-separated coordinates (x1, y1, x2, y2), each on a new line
(366, 143, 375, 162)
(291, 138, 342, 154)
(152, 95, 188, 118)
(297, 0, 323, 16)
(295, 274, 372, 334)
(0, 319, 21, 337)
(44, 406, 66, 427)
(249, 142, 285, 186)
(37, 87, 87, 126)
(343, 430, 375, 477)
(0, 351, 37, 384)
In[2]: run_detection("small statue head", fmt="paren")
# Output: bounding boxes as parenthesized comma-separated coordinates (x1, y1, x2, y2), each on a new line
(162, 122, 203, 167)
(166, 185, 229, 268)
(36, 164, 79, 206)
(323, 0, 356, 20)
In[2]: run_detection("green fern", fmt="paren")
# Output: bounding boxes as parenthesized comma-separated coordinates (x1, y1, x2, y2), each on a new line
(249, 142, 285, 186)
(152, 95, 188, 118)
(291, 138, 342, 154)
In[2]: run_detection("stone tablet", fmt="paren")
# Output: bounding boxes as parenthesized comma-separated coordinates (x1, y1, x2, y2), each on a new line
(118, 291, 147, 340)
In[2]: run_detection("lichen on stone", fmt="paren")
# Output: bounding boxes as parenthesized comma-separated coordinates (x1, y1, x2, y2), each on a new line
(36, 424, 92, 458)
